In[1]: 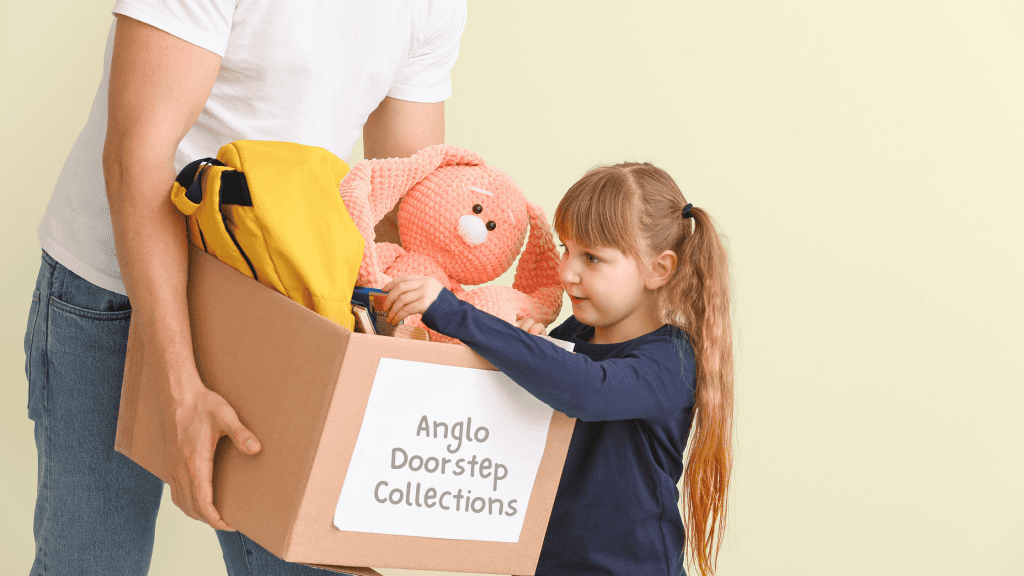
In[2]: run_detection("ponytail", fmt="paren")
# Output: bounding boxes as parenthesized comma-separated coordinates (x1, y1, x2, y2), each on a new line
(673, 206, 734, 576)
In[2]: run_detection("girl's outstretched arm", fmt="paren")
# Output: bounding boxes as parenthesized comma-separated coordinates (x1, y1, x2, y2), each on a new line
(383, 276, 694, 421)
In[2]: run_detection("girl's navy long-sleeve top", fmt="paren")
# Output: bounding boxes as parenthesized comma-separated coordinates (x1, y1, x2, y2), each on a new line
(422, 288, 696, 576)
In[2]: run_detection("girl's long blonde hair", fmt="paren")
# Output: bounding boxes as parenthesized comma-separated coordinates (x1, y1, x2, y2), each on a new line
(553, 162, 734, 576)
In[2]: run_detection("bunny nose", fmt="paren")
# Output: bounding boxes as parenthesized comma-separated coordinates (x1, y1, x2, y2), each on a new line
(458, 214, 488, 246)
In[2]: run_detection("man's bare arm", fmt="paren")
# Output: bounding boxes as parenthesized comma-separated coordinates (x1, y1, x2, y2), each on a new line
(104, 15, 259, 531)
(363, 97, 446, 244)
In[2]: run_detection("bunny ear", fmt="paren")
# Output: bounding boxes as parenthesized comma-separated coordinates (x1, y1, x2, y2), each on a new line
(438, 146, 486, 168)
(340, 144, 484, 286)
(512, 200, 563, 324)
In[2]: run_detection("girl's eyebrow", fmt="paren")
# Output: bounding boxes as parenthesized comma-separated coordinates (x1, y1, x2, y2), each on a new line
(585, 245, 614, 255)
(467, 186, 493, 196)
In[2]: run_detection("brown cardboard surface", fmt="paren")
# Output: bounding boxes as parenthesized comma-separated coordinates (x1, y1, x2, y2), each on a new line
(115, 246, 575, 575)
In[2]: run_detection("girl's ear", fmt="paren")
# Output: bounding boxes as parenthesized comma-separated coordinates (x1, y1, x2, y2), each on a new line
(645, 249, 678, 290)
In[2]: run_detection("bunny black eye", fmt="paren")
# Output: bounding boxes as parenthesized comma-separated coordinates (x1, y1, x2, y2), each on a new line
(473, 204, 483, 214)
(486, 221, 497, 231)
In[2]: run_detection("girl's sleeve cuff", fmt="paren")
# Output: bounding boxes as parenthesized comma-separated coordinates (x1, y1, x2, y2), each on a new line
(421, 287, 460, 332)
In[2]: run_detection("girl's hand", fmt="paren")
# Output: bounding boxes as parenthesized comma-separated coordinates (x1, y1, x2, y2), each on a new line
(382, 275, 444, 324)
(518, 317, 547, 336)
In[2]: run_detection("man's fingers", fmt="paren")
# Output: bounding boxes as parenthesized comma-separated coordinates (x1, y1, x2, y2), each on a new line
(189, 436, 235, 531)
(217, 403, 261, 455)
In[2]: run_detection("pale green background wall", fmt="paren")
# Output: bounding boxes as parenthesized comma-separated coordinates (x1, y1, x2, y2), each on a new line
(3, 1, 1022, 575)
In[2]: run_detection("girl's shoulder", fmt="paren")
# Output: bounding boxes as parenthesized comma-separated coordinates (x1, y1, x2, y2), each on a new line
(551, 318, 694, 368)
(550, 316, 692, 350)
(548, 315, 588, 341)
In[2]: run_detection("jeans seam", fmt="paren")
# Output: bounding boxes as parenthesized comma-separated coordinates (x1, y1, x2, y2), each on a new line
(40, 264, 55, 576)
(58, 262, 70, 307)
(40, 250, 54, 273)
(25, 291, 39, 387)
(239, 532, 256, 576)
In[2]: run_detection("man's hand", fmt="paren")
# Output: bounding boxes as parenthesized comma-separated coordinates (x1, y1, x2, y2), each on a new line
(382, 275, 445, 324)
(154, 366, 261, 531)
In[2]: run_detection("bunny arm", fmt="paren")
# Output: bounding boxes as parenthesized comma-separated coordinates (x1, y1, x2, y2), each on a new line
(459, 285, 531, 325)
(416, 285, 551, 346)
(515, 285, 564, 326)
(381, 252, 462, 296)
(401, 285, 521, 346)
(362, 242, 406, 287)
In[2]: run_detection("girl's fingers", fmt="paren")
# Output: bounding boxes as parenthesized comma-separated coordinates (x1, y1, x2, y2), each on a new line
(517, 318, 545, 335)
(383, 276, 440, 323)
(388, 290, 422, 323)
(383, 276, 421, 313)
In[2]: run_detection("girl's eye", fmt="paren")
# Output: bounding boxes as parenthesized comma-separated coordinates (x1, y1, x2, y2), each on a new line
(585, 253, 599, 264)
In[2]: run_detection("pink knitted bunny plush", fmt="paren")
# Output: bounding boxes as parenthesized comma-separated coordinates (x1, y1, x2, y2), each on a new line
(339, 144, 562, 343)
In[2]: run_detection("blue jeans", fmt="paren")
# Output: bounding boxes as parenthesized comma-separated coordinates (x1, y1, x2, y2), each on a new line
(24, 250, 348, 576)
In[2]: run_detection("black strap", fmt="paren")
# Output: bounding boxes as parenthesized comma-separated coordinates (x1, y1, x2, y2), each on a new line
(175, 156, 258, 281)
(176, 158, 222, 205)
(219, 170, 252, 206)
(174, 157, 252, 207)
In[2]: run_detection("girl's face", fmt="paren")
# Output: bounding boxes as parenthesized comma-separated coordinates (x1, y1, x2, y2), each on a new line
(558, 238, 663, 344)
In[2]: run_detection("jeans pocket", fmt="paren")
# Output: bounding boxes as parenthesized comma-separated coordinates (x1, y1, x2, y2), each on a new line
(48, 260, 132, 320)
(47, 296, 133, 321)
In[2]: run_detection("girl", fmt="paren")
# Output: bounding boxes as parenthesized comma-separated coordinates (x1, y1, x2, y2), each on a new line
(383, 162, 734, 576)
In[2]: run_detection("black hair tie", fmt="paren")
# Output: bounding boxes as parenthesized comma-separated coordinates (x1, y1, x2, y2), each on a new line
(681, 203, 694, 219)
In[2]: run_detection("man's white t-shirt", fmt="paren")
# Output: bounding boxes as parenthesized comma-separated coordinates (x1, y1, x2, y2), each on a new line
(37, 0, 467, 295)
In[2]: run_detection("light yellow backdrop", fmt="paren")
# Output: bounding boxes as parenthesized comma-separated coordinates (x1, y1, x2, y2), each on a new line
(3, 1, 1022, 575)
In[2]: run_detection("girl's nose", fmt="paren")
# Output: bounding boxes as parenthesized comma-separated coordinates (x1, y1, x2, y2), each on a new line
(559, 257, 579, 285)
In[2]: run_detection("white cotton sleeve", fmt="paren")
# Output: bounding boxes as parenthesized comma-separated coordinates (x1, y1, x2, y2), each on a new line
(112, 0, 235, 57)
(389, 0, 468, 103)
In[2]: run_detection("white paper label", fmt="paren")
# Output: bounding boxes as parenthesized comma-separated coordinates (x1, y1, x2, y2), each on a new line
(333, 358, 554, 542)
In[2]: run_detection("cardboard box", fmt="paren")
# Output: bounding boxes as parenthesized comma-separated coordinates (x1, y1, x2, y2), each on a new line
(115, 246, 575, 575)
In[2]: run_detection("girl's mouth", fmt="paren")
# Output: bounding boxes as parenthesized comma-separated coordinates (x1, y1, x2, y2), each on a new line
(568, 295, 586, 304)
